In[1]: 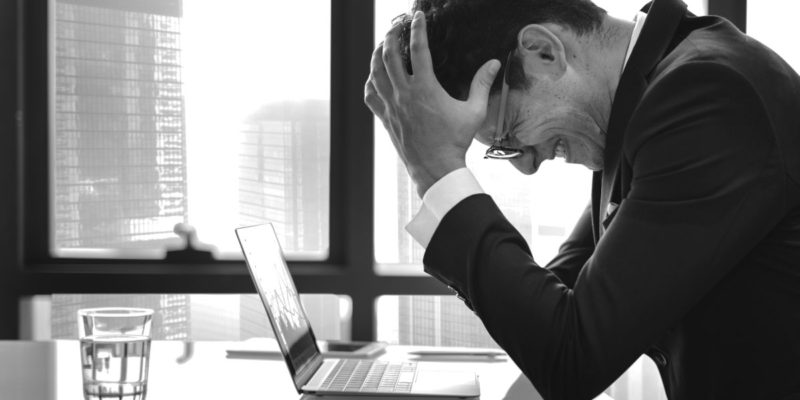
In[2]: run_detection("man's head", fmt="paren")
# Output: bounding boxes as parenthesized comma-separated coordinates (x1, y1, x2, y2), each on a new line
(395, 0, 630, 174)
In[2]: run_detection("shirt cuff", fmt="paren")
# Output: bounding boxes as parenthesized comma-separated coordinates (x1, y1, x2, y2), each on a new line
(405, 168, 484, 248)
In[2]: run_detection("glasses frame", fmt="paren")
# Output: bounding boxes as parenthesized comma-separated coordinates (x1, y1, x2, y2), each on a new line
(484, 52, 524, 160)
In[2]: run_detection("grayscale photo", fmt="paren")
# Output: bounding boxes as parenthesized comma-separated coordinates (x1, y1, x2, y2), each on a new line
(1, 0, 798, 399)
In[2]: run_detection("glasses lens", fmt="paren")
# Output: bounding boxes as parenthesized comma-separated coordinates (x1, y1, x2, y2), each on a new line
(484, 145, 523, 160)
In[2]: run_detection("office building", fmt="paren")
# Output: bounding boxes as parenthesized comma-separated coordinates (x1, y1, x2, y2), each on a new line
(237, 100, 329, 254)
(398, 296, 499, 348)
(53, 0, 187, 251)
(396, 160, 425, 264)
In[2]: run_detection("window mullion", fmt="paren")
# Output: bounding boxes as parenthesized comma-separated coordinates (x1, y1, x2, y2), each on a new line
(330, 0, 378, 340)
(0, 0, 23, 340)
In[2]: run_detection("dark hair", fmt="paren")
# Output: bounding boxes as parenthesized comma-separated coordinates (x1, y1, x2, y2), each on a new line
(395, 0, 606, 100)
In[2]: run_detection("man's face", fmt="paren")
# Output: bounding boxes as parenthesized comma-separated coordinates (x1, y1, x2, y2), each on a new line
(475, 60, 606, 174)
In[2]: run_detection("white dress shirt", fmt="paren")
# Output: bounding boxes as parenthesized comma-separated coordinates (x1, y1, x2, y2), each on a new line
(406, 12, 648, 248)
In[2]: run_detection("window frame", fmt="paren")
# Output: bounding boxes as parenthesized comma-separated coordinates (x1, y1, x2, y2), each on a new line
(0, 0, 747, 340)
(3, 0, 451, 341)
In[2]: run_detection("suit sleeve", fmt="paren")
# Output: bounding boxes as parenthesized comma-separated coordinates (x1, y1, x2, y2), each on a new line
(544, 203, 595, 288)
(422, 62, 786, 399)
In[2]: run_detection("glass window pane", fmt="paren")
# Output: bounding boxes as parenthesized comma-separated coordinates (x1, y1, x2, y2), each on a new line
(51, 0, 330, 259)
(747, 1, 800, 72)
(596, 0, 706, 18)
(49, 294, 351, 341)
(372, 0, 417, 271)
(376, 296, 499, 348)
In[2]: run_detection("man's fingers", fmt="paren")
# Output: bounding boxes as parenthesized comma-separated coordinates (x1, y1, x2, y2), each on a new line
(364, 79, 385, 116)
(409, 11, 433, 80)
(366, 79, 408, 165)
(467, 59, 502, 113)
(383, 25, 409, 90)
(370, 44, 394, 101)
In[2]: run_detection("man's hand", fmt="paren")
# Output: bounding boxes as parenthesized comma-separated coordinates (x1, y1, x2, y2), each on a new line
(364, 11, 501, 197)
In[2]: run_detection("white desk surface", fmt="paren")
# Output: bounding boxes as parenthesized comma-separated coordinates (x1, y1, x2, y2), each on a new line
(0, 340, 613, 400)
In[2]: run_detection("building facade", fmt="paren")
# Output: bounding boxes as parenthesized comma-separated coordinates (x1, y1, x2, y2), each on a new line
(53, 0, 187, 252)
(237, 100, 329, 255)
(398, 296, 500, 348)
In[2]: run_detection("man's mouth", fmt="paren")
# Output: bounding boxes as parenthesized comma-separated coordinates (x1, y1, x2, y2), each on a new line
(554, 139, 567, 160)
(532, 139, 567, 174)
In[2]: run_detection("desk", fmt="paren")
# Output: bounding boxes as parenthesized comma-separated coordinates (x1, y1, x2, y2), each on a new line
(0, 341, 613, 400)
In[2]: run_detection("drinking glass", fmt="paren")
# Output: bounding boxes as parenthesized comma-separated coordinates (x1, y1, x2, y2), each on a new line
(78, 308, 154, 400)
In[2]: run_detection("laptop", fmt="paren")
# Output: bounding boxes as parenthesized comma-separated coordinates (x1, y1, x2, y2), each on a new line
(235, 223, 481, 398)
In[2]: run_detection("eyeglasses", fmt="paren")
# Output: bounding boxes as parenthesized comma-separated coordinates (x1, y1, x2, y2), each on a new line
(484, 52, 523, 160)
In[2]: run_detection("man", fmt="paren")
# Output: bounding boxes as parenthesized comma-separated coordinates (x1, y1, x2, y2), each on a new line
(365, 0, 800, 399)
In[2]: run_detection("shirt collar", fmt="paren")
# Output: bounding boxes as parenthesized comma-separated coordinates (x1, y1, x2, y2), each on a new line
(623, 11, 648, 69)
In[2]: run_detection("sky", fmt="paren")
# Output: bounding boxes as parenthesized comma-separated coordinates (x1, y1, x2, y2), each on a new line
(181, 0, 330, 256)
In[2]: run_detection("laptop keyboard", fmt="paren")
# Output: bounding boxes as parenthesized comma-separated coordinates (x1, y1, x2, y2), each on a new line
(321, 359, 418, 393)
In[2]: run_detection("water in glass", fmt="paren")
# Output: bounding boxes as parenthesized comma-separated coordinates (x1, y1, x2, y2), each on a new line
(80, 335, 151, 400)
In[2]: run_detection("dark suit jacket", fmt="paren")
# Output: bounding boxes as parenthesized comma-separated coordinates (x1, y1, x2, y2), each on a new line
(423, 0, 800, 398)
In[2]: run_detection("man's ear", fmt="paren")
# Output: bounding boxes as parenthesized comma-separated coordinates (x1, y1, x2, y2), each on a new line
(516, 24, 567, 80)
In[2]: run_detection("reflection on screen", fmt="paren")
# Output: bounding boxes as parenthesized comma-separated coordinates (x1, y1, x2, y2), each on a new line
(240, 225, 318, 376)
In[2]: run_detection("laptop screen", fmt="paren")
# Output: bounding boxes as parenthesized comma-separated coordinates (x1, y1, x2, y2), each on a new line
(236, 224, 323, 390)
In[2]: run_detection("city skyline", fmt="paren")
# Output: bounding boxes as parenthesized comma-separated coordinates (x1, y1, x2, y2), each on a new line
(53, 0, 187, 254)
(50, 0, 586, 351)
(237, 100, 329, 255)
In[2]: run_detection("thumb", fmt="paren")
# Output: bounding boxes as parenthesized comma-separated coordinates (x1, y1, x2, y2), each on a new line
(467, 59, 501, 111)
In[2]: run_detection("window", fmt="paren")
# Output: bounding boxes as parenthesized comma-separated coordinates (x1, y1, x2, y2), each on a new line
(6, 3, 759, 394)
(747, 1, 800, 72)
(51, 0, 331, 259)
(49, 294, 351, 341)
(599, 0, 706, 17)
(376, 295, 498, 348)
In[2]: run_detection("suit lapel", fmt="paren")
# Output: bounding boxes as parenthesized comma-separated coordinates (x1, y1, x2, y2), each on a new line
(592, 0, 687, 242)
